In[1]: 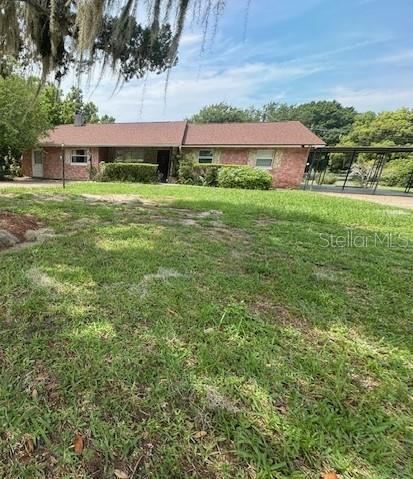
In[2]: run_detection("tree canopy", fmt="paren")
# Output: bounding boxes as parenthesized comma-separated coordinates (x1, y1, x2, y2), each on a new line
(338, 109, 413, 146)
(0, 75, 50, 176)
(260, 101, 357, 145)
(188, 102, 259, 123)
(0, 0, 226, 83)
(41, 86, 115, 126)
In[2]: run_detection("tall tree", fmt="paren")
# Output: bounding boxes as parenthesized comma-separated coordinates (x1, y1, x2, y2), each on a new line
(0, 75, 50, 177)
(0, 1, 227, 84)
(41, 85, 115, 125)
(261, 101, 357, 145)
(188, 102, 259, 123)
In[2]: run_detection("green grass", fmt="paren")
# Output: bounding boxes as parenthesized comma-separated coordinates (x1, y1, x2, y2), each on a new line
(0, 183, 412, 478)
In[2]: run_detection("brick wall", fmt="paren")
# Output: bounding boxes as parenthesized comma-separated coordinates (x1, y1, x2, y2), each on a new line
(22, 147, 102, 180)
(182, 147, 309, 188)
(270, 148, 310, 188)
(220, 149, 249, 165)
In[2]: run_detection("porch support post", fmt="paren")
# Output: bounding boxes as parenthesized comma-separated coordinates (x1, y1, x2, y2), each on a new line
(342, 149, 357, 191)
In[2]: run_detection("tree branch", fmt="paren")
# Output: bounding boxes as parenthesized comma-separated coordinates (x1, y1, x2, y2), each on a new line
(18, 0, 49, 15)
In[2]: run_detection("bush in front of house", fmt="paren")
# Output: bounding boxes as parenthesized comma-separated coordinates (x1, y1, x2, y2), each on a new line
(380, 158, 413, 187)
(100, 162, 159, 183)
(217, 166, 272, 190)
(177, 157, 242, 186)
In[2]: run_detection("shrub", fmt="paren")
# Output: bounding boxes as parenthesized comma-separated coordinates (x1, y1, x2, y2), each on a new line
(177, 156, 196, 184)
(177, 157, 242, 186)
(217, 166, 272, 190)
(381, 158, 413, 187)
(100, 162, 159, 183)
(321, 172, 337, 185)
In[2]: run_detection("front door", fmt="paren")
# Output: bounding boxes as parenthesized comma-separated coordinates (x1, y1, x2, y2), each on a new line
(32, 149, 43, 177)
(157, 150, 170, 182)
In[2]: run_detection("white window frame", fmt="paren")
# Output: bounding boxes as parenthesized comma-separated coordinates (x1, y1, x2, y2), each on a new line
(255, 150, 274, 169)
(198, 149, 214, 164)
(70, 148, 89, 165)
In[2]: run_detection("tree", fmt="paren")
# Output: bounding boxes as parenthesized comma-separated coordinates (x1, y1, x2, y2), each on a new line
(188, 102, 259, 123)
(339, 109, 413, 146)
(261, 100, 357, 145)
(99, 114, 115, 124)
(40, 85, 115, 125)
(0, 1, 227, 84)
(0, 75, 50, 177)
(59, 87, 100, 124)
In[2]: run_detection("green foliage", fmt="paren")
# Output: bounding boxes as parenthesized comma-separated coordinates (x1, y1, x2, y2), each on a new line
(0, 75, 50, 178)
(41, 85, 115, 126)
(321, 172, 337, 185)
(177, 157, 242, 186)
(100, 162, 159, 183)
(217, 166, 272, 190)
(260, 100, 357, 145)
(340, 109, 413, 146)
(0, 1, 223, 84)
(381, 158, 413, 187)
(188, 102, 259, 123)
(177, 155, 197, 184)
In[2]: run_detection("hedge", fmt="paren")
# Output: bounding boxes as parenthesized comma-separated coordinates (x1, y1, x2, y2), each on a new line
(217, 166, 272, 190)
(101, 162, 159, 183)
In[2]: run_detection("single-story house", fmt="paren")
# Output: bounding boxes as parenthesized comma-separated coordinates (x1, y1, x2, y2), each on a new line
(22, 120, 325, 188)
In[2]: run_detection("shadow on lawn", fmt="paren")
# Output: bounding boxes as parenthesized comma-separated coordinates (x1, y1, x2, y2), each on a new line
(0, 192, 412, 477)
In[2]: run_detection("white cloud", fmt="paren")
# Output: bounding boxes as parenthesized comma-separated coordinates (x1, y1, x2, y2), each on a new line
(331, 86, 413, 112)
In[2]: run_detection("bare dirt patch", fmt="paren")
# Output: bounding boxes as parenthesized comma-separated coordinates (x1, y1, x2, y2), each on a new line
(0, 212, 42, 250)
(80, 193, 158, 206)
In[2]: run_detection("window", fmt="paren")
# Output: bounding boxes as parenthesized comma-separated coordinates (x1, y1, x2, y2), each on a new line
(114, 148, 144, 162)
(255, 150, 273, 168)
(198, 149, 214, 164)
(71, 149, 89, 164)
(33, 150, 43, 164)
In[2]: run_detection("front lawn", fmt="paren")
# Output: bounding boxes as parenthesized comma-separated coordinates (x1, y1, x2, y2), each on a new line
(0, 183, 412, 478)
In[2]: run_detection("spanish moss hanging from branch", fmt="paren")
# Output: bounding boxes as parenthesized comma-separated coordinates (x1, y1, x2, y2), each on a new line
(0, 0, 227, 84)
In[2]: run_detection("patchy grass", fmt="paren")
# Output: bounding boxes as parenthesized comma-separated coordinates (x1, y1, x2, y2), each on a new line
(0, 183, 412, 478)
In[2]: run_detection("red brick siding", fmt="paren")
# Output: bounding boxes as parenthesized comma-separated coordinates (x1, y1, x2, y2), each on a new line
(220, 149, 249, 165)
(271, 148, 309, 189)
(22, 147, 102, 180)
(182, 147, 309, 188)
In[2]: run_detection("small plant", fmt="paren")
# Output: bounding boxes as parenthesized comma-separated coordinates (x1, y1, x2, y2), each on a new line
(177, 156, 197, 184)
(321, 172, 337, 185)
(351, 161, 373, 187)
(100, 162, 159, 183)
(217, 166, 272, 190)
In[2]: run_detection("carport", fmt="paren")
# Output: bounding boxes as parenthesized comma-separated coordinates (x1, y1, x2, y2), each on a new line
(303, 146, 413, 195)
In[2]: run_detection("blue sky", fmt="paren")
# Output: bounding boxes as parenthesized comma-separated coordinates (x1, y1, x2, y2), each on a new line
(64, 0, 413, 122)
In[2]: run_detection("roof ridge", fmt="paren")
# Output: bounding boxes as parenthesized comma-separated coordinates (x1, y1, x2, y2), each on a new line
(187, 120, 302, 126)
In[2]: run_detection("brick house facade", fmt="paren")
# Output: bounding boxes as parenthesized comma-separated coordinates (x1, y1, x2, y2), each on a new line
(22, 120, 324, 188)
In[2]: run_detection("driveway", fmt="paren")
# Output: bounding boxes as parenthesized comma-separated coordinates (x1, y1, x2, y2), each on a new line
(321, 192, 413, 210)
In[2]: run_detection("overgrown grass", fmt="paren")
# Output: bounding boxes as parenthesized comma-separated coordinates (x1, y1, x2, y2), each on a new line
(0, 183, 412, 478)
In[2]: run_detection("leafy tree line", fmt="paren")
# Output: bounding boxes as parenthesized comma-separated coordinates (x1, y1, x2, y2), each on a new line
(188, 102, 413, 149)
